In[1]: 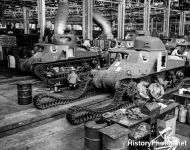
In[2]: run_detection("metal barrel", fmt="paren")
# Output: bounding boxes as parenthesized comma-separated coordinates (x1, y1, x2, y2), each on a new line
(17, 82, 32, 105)
(187, 104, 190, 125)
(84, 120, 107, 150)
(99, 124, 130, 150)
(102, 135, 129, 150)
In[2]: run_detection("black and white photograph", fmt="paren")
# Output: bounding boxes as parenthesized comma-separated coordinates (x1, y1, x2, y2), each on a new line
(0, 0, 190, 149)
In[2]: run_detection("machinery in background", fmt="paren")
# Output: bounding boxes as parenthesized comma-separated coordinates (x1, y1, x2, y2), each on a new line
(19, 0, 114, 85)
(92, 30, 138, 51)
(163, 37, 190, 54)
(161, 37, 172, 45)
(103, 30, 151, 66)
(96, 30, 151, 67)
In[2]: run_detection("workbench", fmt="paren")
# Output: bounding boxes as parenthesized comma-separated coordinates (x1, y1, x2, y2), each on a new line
(107, 102, 179, 149)
(109, 102, 179, 129)
(173, 92, 190, 107)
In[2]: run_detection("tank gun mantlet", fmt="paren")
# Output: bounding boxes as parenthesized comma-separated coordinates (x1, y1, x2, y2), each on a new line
(134, 36, 166, 52)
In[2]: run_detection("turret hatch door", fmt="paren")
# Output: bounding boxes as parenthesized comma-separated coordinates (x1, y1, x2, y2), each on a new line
(157, 52, 167, 72)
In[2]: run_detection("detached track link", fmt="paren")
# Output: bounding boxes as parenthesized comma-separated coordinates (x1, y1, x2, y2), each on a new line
(33, 75, 100, 110)
(66, 80, 136, 125)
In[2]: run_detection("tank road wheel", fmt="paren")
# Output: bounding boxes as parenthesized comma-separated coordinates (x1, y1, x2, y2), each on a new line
(137, 81, 150, 100)
(148, 83, 164, 100)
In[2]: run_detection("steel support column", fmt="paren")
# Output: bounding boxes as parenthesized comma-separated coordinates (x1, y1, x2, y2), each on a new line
(0, 9, 5, 27)
(143, 0, 147, 30)
(179, 11, 186, 36)
(23, 7, 29, 34)
(163, 0, 171, 37)
(151, 17, 154, 32)
(37, 0, 46, 42)
(143, 0, 151, 31)
(117, 0, 125, 39)
(82, 0, 93, 40)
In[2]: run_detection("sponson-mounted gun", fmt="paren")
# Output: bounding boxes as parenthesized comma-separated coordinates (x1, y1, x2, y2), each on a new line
(19, 0, 114, 85)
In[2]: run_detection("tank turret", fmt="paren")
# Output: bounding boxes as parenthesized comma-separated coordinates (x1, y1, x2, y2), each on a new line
(134, 36, 166, 51)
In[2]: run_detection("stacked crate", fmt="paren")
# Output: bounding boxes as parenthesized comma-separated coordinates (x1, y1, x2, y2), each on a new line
(0, 35, 17, 67)
(0, 35, 17, 47)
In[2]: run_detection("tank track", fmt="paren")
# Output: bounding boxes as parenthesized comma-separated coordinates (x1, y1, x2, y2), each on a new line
(33, 56, 98, 85)
(33, 67, 186, 125)
(33, 74, 102, 109)
(66, 68, 186, 125)
(66, 80, 136, 125)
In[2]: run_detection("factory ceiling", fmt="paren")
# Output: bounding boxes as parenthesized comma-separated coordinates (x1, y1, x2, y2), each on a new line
(0, 0, 189, 23)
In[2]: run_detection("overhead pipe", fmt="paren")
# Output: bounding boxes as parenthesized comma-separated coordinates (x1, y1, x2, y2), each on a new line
(53, 0, 75, 45)
(93, 10, 114, 40)
(54, 0, 68, 35)
(53, 0, 113, 44)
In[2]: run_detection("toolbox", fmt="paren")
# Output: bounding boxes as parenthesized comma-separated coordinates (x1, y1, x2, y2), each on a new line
(141, 102, 161, 115)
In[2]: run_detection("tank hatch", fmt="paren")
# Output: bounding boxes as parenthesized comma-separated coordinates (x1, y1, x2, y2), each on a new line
(134, 36, 166, 52)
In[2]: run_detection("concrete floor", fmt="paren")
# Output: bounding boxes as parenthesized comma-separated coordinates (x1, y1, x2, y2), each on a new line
(0, 118, 189, 150)
(176, 134, 190, 150)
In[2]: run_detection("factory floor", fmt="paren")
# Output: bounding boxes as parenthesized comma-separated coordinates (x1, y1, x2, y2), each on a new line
(0, 68, 189, 150)
(0, 119, 189, 150)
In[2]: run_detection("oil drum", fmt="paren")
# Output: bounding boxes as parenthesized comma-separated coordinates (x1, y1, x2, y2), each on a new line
(179, 106, 187, 123)
(187, 104, 190, 125)
(84, 120, 107, 150)
(99, 124, 130, 150)
(17, 82, 32, 105)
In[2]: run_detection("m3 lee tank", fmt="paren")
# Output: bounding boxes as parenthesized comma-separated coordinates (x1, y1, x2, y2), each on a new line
(19, 0, 113, 85)
(66, 35, 188, 125)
